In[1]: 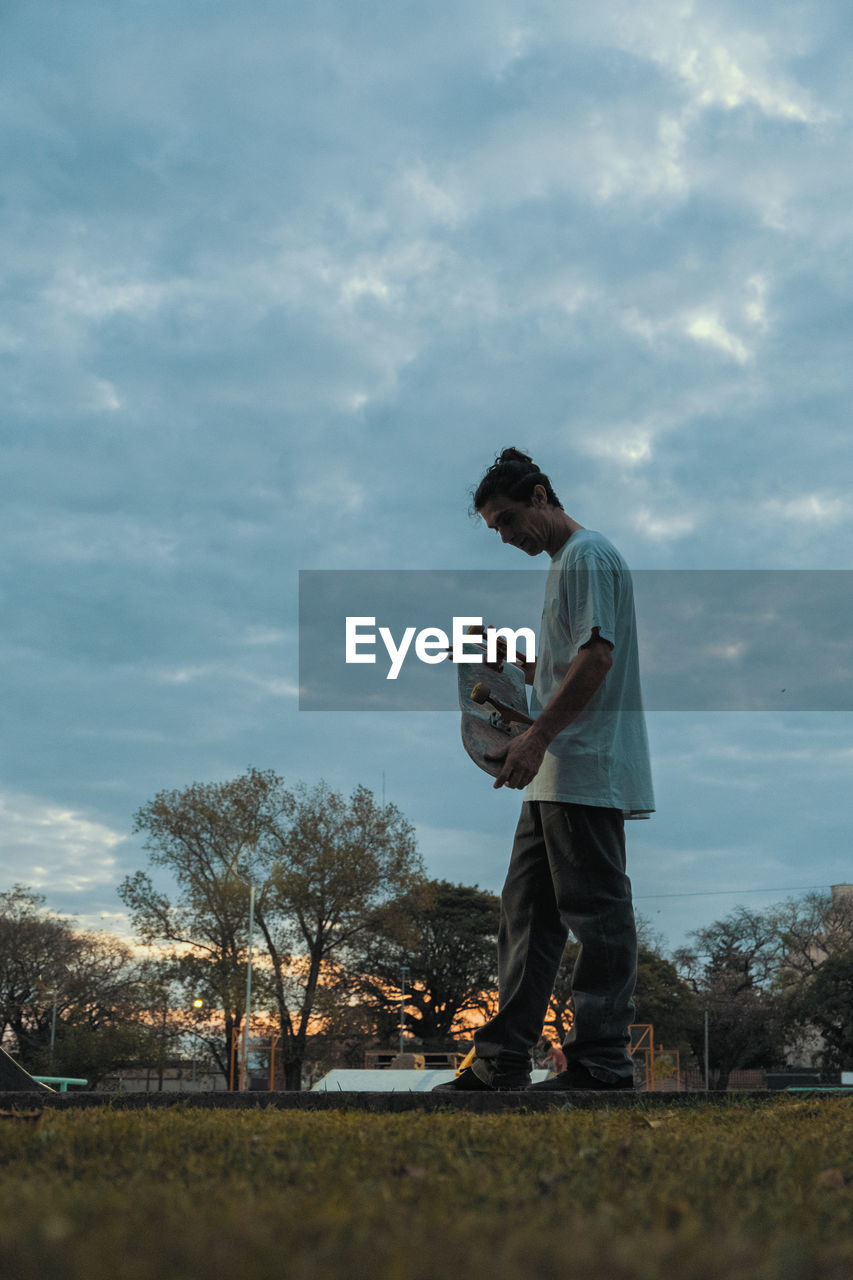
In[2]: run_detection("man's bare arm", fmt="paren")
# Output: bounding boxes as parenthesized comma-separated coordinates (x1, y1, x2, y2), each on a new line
(487, 631, 612, 790)
(528, 633, 611, 746)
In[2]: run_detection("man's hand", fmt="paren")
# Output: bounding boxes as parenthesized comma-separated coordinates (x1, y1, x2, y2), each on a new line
(483, 636, 612, 790)
(485, 726, 549, 791)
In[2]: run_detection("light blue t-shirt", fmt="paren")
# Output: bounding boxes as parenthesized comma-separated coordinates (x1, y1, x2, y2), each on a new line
(526, 529, 655, 817)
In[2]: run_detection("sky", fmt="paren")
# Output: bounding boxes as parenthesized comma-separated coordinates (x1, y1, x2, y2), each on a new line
(3, 0, 853, 954)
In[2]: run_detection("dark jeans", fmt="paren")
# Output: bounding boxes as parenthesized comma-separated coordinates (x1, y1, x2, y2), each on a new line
(474, 801, 637, 1083)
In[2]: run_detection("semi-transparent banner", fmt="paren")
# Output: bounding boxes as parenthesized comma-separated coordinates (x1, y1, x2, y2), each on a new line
(298, 570, 853, 711)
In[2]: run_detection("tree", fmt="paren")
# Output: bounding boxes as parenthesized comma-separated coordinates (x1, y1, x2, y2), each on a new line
(119, 767, 277, 1082)
(675, 906, 788, 1089)
(254, 779, 424, 1086)
(789, 949, 853, 1071)
(0, 885, 77, 1053)
(338, 880, 500, 1049)
(775, 891, 853, 983)
(545, 921, 699, 1057)
(121, 769, 424, 1089)
(0, 886, 156, 1085)
(545, 940, 578, 1044)
(633, 946, 701, 1054)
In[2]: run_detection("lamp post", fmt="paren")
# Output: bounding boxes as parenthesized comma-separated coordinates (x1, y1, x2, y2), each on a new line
(399, 964, 410, 1057)
(224, 852, 257, 1094)
(191, 999, 204, 1085)
(240, 883, 256, 1092)
(49, 994, 58, 1071)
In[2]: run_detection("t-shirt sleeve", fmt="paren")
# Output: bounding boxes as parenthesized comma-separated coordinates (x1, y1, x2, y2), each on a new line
(563, 547, 619, 650)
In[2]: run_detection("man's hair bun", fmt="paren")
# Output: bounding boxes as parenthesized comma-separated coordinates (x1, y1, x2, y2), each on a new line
(496, 447, 537, 470)
(471, 447, 563, 513)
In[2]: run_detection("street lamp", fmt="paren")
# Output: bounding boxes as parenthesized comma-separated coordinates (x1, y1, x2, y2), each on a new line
(224, 855, 257, 1093)
(240, 883, 256, 1092)
(49, 993, 59, 1071)
(190, 999, 205, 1086)
(44, 967, 69, 1071)
(399, 964, 410, 1057)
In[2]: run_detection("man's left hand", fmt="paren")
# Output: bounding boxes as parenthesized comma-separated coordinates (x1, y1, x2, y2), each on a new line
(485, 727, 548, 791)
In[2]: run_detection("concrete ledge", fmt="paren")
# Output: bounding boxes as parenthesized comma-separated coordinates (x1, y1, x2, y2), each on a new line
(2, 1089, 850, 1113)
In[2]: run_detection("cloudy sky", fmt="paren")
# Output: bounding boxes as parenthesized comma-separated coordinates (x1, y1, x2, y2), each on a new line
(3, 0, 853, 952)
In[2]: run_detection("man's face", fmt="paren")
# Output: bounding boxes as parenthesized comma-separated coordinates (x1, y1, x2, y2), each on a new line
(478, 488, 550, 557)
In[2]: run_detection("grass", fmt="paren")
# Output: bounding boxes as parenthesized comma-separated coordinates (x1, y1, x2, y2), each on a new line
(1, 1098, 852, 1279)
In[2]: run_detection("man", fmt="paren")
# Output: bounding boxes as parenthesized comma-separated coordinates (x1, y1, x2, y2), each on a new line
(436, 447, 654, 1092)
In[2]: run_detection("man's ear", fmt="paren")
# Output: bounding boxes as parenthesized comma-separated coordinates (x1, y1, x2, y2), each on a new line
(531, 483, 547, 507)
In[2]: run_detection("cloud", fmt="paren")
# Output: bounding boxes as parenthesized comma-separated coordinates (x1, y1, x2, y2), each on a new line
(2, 0, 853, 954)
(0, 789, 126, 895)
(631, 508, 703, 543)
(582, 425, 656, 468)
(667, 31, 825, 123)
(762, 494, 847, 526)
(685, 313, 751, 363)
(152, 663, 298, 700)
(571, 1, 830, 124)
(395, 164, 465, 229)
(44, 265, 180, 321)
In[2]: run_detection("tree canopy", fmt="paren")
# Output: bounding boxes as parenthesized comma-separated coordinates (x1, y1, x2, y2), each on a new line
(339, 880, 500, 1046)
(0, 885, 156, 1084)
(121, 769, 424, 1088)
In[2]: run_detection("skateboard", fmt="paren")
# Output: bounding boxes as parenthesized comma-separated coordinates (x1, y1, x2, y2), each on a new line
(456, 631, 533, 778)
(0, 1046, 53, 1092)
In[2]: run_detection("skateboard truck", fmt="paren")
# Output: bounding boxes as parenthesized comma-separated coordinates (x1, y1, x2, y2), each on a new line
(471, 681, 534, 727)
(456, 628, 532, 778)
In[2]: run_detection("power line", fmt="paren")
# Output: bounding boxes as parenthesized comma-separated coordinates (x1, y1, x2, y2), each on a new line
(634, 884, 831, 901)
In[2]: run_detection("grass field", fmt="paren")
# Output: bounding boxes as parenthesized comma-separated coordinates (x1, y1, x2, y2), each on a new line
(1, 1098, 852, 1280)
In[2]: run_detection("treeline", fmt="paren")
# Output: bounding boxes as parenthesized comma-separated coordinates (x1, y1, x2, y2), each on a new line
(0, 884, 162, 1083)
(1, 769, 851, 1089)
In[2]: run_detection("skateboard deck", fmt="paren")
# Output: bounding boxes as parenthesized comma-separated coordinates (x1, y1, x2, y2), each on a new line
(457, 656, 532, 778)
(0, 1046, 53, 1092)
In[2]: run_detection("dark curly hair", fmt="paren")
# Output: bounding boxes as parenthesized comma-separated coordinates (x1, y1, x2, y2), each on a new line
(471, 447, 563, 514)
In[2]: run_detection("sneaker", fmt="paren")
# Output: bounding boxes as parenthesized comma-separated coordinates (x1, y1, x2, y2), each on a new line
(432, 1064, 530, 1092)
(526, 1063, 634, 1092)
